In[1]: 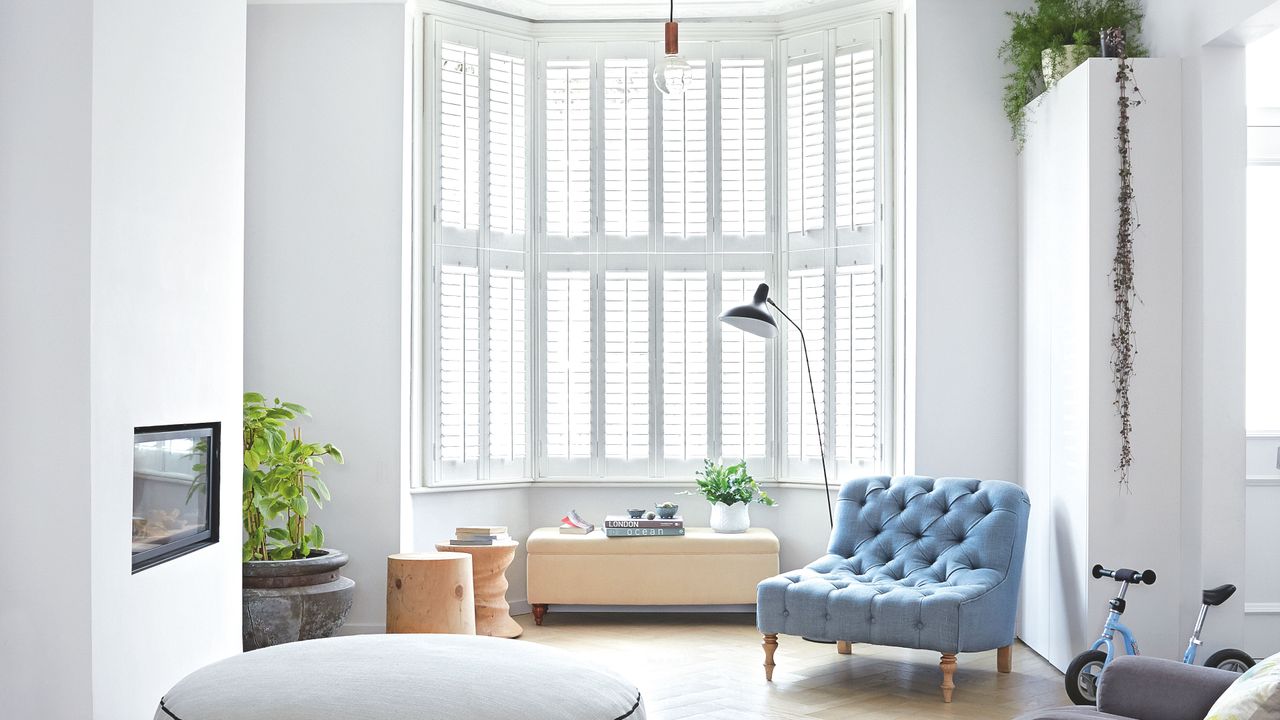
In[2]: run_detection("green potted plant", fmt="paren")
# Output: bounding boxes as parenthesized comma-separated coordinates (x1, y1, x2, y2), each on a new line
(680, 459, 776, 534)
(241, 392, 352, 651)
(1000, 0, 1146, 147)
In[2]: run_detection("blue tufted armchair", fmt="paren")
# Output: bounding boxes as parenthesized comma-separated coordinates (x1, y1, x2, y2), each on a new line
(756, 476, 1030, 702)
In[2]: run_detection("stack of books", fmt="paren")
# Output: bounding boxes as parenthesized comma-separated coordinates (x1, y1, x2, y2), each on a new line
(603, 514, 685, 537)
(448, 526, 510, 546)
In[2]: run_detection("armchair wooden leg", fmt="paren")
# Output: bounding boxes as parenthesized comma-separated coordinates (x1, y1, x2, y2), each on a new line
(940, 653, 957, 703)
(836, 641, 853, 655)
(763, 634, 778, 681)
(997, 644, 1012, 673)
(532, 604, 547, 626)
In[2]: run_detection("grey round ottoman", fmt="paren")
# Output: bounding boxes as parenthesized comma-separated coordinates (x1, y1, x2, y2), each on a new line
(156, 634, 644, 720)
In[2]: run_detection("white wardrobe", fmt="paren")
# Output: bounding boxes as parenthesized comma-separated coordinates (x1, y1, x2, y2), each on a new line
(1018, 58, 1184, 670)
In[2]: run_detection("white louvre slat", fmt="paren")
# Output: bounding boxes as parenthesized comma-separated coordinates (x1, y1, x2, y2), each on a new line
(488, 268, 526, 462)
(786, 56, 824, 239)
(545, 59, 592, 239)
(720, 58, 768, 244)
(603, 59, 650, 240)
(835, 265, 877, 465)
(489, 51, 526, 238)
(721, 271, 769, 460)
(662, 61, 708, 241)
(663, 271, 708, 460)
(441, 41, 480, 231)
(787, 268, 826, 461)
(545, 270, 592, 460)
(835, 47, 876, 230)
(604, 271, 650, 460)
(440, 265, 480, 463)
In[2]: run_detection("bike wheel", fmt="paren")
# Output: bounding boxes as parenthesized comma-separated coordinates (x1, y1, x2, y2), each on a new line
(1065, 650, 1109, 705)
(1205, 648, 1255, 674)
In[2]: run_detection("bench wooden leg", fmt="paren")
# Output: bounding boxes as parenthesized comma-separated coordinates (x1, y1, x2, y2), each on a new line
(836, 641, 853, 655)
(763, 634, 778, 681)
(532, 604, 547, 626)
(997, 644, 1012, 673)
(939, 653, 957, 702)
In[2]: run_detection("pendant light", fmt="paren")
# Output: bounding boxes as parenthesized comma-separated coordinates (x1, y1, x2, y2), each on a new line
(653, 0, 691, 97)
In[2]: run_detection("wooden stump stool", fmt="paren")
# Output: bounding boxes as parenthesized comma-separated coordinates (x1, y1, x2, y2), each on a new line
(386, 552, 476, 634)
(434, 540, 522, 638)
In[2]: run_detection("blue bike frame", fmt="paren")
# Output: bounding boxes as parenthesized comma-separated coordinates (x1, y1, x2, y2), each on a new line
(1090, 581, 1140, 665)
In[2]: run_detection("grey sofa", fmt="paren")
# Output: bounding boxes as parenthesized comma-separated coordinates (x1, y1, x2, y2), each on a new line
(1016, 655, 1237, 720)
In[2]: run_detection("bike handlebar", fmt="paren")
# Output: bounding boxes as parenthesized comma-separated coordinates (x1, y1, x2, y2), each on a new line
(1092, 564, 1157, 585)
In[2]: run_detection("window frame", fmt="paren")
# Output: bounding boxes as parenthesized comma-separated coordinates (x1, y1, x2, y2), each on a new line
(416, 8, 895, 490)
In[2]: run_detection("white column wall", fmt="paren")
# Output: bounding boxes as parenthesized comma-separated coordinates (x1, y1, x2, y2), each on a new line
(245, 1, 414, 634)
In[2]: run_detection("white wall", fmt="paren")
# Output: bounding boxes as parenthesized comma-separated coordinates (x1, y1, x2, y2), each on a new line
(906, 0, 1030, 482)
(0, 1, 95, 717)
(1141, 0, 1280, 659)
(1, 1, 246, 717)
(245, 1, 413, 634)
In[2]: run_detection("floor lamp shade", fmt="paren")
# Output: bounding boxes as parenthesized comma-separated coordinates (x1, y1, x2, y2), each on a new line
(719, 283, 779, 339)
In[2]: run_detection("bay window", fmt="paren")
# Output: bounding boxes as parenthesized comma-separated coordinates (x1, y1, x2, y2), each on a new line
(424, 14, 889, 486)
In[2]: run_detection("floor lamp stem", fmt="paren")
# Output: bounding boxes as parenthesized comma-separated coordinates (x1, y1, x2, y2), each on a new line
(767, 299, 834, 528)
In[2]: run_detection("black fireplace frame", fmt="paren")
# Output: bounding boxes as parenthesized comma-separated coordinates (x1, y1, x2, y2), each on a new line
(132, 421, 221, 573)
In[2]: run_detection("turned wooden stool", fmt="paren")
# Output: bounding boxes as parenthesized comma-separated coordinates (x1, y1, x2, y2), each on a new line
(386, 552, 476, 634)
(434, 540, 521, 638)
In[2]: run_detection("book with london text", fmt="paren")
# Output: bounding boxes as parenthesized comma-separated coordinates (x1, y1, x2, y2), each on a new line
(604, 526, 686, 537)
(603, 515, 684, 529)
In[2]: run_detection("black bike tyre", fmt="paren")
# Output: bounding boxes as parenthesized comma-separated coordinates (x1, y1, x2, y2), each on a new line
(1065, 650, 1109, 706)
(1205, 648, 1255, 674)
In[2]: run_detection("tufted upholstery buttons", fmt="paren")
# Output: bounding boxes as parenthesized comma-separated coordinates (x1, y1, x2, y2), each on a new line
(755, 476, 1029, 658)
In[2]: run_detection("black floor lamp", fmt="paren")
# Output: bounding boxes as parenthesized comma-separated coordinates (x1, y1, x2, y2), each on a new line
(720, 282, 833, 528)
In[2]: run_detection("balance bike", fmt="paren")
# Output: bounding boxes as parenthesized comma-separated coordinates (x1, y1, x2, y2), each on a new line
(1065, 564, 1255, 705)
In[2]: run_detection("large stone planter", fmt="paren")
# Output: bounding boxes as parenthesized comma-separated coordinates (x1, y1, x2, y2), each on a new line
(243, 548, 355, 651)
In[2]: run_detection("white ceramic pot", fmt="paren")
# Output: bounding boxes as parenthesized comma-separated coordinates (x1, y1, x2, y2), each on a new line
(710, 501, 750, 534)
(1041, 45, 1091, 87)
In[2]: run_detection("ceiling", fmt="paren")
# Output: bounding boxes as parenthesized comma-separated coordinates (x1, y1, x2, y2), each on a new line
(449, 0, 856, 21)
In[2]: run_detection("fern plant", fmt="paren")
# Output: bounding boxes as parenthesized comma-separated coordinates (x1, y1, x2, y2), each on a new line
(999, 0, 1146, 148)
(681, 459, 777, 507)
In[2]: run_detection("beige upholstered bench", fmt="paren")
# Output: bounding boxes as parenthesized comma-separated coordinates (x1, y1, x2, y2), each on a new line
(526, 527, 780, 624)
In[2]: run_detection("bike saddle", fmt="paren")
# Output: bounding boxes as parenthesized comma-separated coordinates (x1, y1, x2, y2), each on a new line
(1203, 584, 1237, 606)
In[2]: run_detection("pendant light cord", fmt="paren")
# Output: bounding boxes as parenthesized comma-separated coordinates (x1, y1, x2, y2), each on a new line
(670, 0, 674, 23)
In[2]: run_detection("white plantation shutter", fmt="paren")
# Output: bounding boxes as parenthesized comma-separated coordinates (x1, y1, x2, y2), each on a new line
(721, 272, 769, 461)
(786, 46, 825, 241)
(439, 265, 480, 464)
(544, 59, 592, 240)
(720, 57, 768, 244)
(604, 271, 650, 462)
(545, 270, 592, 461)
(663, 271, 708, 461)
(662, 60, 707, 242)
(441, 40, 481, 233)
(835, 265, 876, 466)
(489, 50, 526, 239)
(489, 268, 526, 464)
(603, 58, 650, 241)
(835, 46, 876, 231)
(787, 268, 826, 462)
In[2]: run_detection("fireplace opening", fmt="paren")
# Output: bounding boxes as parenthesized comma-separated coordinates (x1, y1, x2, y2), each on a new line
(132, 422, 220, 573)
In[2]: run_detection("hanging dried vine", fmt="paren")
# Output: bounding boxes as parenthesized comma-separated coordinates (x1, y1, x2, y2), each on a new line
(1109, 27, 1142, 490)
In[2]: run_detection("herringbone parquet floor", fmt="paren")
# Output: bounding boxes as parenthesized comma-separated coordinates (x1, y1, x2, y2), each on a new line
(517, 612, 1070, 720)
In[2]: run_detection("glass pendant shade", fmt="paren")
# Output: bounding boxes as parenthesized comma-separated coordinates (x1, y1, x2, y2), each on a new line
(655, 54, 691, 97)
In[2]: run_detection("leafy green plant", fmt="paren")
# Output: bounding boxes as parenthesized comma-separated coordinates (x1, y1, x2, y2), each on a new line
(680, 459, 777, 507)
(242, 392, 344, 562)
(999, 0, 1146, 148)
